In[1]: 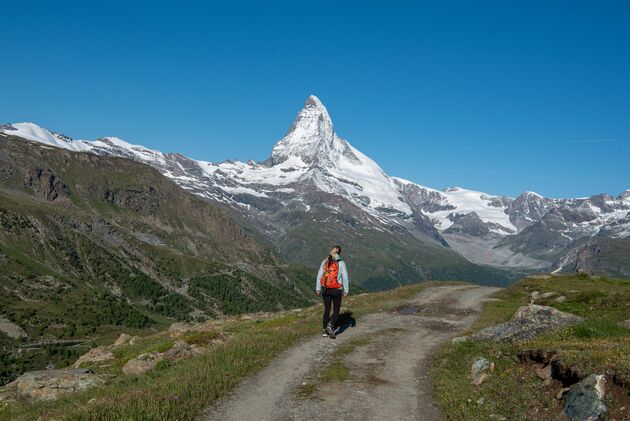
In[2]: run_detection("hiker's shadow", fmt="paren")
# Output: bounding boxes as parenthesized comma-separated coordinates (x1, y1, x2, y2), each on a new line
(336, 311, 356, 336)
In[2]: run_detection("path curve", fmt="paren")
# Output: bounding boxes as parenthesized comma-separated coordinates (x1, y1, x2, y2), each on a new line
(202, 284, 499, 421)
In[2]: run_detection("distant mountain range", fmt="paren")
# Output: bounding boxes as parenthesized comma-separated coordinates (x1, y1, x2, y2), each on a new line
(2, 96, 629, 284)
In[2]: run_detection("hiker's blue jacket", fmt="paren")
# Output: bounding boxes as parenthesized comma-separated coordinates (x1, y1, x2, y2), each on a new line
(315, 256, 349, 294)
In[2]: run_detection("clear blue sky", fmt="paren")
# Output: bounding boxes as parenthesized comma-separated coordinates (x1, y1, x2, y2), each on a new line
(2, 1, 628, 198)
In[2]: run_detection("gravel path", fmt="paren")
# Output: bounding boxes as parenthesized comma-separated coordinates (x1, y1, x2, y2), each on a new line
(202, 284, 499, 421)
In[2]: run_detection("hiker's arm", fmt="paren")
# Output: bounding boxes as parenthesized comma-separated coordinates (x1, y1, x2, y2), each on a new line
(340, 261, 349, 295)
(315, 260, 324, 293)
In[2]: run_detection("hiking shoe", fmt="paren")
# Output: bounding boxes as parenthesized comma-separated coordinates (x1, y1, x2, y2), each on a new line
(322, 329, 328, 337)
(326, 325, 336, 339)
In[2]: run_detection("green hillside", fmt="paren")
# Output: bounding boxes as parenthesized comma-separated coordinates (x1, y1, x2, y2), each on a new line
(0, 135, 314, 384)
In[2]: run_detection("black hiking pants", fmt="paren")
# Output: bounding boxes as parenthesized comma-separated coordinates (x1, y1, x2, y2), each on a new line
(322, 288, 343, 329)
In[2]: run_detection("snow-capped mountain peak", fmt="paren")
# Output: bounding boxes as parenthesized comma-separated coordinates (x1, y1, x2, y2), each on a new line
(0, 122, 91, 152)
(271, 95, 336, 165)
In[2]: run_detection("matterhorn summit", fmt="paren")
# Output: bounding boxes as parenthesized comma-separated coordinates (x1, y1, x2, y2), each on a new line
(271, 95, 335, 165)
(266, 95, 411, 214)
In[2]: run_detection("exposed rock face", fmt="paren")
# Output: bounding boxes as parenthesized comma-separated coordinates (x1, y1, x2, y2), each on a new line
(24, 167, 70, 201)
(168, 322, 195, 338)
(0, 317, 27, 339)
(563, 374, 607, 421)
(122, 352, 163, 376)
(14, 369, 103, 401)
(162, 342, 206, 360)
(113, 333, 133, 347)
(73, 346, 114, 368)
(121, 342, 207, 376)
(168, 320, 219, 338)
(473, 304, 583, 342)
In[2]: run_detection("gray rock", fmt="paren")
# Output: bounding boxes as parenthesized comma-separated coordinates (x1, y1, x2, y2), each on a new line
(555, 295, 567, 303)
(168, 322, 195, 338)
(451, 335, 470, 344)
(473, 304, 583, 342)
(0, 317, 27, 339)
(563, 374, 607, 421)
(14, 369, 104, 401)
(162, 342, 204, 361)
(121, 342, 207, 376)
(471, 357, 489, 379)
(113, 333, 133, 347)
(73, 346, 114, 368)
(471, 357, 490, 385)
(122, 352, 163, 376)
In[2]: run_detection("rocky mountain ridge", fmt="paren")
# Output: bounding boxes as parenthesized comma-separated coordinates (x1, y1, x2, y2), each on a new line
(2, 96, 628, 277)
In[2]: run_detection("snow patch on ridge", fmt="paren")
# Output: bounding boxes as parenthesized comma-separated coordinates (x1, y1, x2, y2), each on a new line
(429, 187, 516, 233)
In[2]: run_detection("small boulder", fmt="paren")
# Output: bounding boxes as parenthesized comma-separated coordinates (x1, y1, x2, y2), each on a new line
(451, 335, 470, 344)
(540, 291, 557, 299)
(471, 357, 489, 379)
(563, 374, 607, 421)
(122, 352, 163, 376)
(473, 304, 583, 342)
(0, 317, 28, 339)
(113, 333, 133, 347)
(471, 357, 490, 385)
(162, 342, 202, 361)
(73, 346, 114, 368)
(168, 322, 195, 338)
(14, 369, 104, 401)
(529, 291, 540, 303)
(555, 295, 567, 303)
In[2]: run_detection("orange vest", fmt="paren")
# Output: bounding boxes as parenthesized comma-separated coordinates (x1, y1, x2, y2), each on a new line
(320, 259, 342, 289)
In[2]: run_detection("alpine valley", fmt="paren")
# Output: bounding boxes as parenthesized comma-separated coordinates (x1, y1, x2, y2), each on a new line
(1, 96, 629, 379)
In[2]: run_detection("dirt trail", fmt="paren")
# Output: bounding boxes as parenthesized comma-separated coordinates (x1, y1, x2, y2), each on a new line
(202, 285, 499, 421)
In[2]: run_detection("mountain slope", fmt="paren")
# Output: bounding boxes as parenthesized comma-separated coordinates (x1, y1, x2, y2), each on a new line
(0, 133, 316, 382)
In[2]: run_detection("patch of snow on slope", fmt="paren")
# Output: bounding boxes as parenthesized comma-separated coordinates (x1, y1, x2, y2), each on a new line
(437, 187, 516, 232)
(1, 122, 92, 152)
(394, 178, 516, 233)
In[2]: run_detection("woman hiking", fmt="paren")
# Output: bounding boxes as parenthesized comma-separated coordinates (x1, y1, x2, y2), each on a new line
(316, 245, 349, 339)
